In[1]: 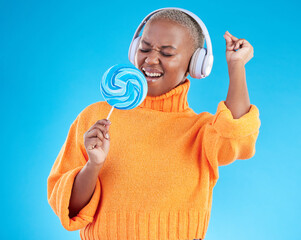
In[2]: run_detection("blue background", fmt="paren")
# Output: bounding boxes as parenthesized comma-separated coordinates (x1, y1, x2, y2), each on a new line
(1, 0, 300, 239)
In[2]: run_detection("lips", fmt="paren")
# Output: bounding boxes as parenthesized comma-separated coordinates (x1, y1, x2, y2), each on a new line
(141, 67, 164, 82)
(142, 67, 163, 74)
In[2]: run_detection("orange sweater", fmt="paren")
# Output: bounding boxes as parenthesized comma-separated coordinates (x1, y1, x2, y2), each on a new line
(47, 78, 261, 240)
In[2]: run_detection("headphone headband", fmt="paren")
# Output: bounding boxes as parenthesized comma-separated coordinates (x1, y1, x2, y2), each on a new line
(129, 7, 212, 56)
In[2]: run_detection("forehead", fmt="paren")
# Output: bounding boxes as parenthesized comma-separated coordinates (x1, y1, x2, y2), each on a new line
(141, 19, 191, 47)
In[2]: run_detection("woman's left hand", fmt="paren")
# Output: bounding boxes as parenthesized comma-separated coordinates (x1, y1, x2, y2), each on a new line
(223, 31, 254, 65)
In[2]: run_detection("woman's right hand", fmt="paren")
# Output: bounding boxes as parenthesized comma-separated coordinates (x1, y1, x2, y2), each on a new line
(84, 119, 111, 166)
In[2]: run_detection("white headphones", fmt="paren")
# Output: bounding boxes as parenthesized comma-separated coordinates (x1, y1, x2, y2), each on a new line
(128, 7, 214, 79)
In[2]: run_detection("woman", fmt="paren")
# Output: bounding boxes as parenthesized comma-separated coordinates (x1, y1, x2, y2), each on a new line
(47, 8, 260, 240)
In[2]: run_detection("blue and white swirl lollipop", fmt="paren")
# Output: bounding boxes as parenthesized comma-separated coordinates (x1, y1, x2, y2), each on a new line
(100, 64, 148, 120)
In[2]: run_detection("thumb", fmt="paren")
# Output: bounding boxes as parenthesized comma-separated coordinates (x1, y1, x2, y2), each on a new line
(102, 126, 111, 153)
(224, 32, 234, 51)
(101, 132, 110, 154)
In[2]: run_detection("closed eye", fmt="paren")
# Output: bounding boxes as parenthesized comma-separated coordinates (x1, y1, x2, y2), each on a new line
(139, 49, 150, 53)
(161, 52, 173, 57)
(139, 49, 173, 57)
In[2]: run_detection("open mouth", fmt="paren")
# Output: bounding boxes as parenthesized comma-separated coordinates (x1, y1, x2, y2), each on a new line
(142, 67, 164, 82)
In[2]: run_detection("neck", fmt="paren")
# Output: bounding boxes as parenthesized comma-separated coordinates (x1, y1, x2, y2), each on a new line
(137, 79, 191, 112)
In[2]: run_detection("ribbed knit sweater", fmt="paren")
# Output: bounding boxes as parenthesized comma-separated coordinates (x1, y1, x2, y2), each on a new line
(47, 78, 261, 240)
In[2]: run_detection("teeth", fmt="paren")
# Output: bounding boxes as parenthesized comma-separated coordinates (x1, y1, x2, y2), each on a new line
(142, 68, 162, 77)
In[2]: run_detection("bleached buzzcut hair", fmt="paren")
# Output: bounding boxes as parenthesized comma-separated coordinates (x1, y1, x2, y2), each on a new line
(146, 9, 205, 52)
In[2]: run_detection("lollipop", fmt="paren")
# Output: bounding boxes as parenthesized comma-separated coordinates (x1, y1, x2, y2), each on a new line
(100, 64, 148, 120)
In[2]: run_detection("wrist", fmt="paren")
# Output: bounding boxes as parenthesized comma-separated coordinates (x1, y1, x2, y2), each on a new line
(87, 159, 104, 170)
(227, 59, 245, 68)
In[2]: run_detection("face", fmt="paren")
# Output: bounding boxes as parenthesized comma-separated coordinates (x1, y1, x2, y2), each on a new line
(134, 19, 195, 97)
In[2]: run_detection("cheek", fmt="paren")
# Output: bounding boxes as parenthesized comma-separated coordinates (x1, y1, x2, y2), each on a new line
(164, 57, 186, 73)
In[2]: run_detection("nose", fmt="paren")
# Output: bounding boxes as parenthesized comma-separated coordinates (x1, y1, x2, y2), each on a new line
(145, 50, 160, 65)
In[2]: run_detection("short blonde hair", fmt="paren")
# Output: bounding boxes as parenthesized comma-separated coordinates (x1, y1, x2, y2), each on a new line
(146, 9, 205, 52)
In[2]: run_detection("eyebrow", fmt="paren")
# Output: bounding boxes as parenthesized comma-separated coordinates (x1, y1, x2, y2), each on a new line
(142, 40, 176, 50)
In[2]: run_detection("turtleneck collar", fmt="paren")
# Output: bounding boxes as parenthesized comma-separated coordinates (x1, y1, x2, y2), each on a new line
(137, 78, 191, 112)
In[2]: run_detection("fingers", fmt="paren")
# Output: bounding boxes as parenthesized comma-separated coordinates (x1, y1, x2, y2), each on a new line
(87, 138, 99, 150)
(234, 39, 245, 51)
(224, 31, 242, 51)
(224, 31, 238, 51)
(87, 137, 105, 150)
(86, 137, 108, 150)
(225, 31, 239, 41)
(84, 119, 112, 150)
(87, 120, 111, 137)
(84, 128, 109, 150)
(87, 119, 111, 132)
(224, 36, 234, 51)
(224, 31, 249, 52)
(89, 123, 109, 134)
(86, 128, 107, 140)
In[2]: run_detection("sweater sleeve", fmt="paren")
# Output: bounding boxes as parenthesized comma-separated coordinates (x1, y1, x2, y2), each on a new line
(203, 101, 261, 180)
(47, 115, 101, 231)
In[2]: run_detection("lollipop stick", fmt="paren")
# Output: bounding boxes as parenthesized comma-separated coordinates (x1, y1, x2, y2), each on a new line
(106, 106, 114, 120)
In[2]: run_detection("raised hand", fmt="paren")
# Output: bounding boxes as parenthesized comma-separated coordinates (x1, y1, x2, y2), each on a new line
(223, 31, 254, 65)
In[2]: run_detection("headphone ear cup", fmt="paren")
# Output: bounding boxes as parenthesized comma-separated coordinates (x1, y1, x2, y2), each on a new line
(129, 36, 141, 65)
(202, 54, 214, 77)
(189, 48, 206, 79)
